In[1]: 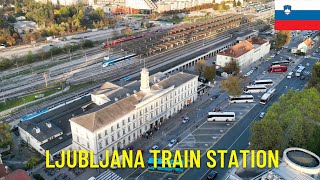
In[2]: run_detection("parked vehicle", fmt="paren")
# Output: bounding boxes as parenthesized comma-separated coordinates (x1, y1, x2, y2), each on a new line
(168, 139, 178, 148)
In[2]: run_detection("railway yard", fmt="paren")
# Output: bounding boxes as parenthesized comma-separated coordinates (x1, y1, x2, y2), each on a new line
(0, 12, 271, 123)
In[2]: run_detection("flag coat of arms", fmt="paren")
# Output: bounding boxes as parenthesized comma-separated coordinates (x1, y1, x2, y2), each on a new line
(275, 0, 320, 30)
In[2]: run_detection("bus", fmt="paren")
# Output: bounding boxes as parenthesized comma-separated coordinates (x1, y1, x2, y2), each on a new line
(295, 66, 305, 77)
(229, 95, 254, 103)
(260, 88, 276, 104)
(272, 60, 290, 66)
(243, 85, 267, 93)
(147, 158, 184, 173)
(253, 79, 274, 86)
(268, 65, 288, 73)
(207, 112, 236, 122)
(101, 53, 136, 67)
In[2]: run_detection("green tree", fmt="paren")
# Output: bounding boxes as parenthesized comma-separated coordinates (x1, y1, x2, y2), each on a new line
(33, 174, 44, 180)
(60, 7, 70, 17)
(7, 15, 16, 23)
(217, 4, 224, 11)
(121, 27, 133, 37)
(307, 62, 320, 91)
(221, 76, 242, 97)
(233, 0, 236, 7)
(237, 0, 241, 6)
(26, 51, 34, 63)
(203, 65, 216, 81)
(14, 0, 22, 14)
(224, 59, 240, 75)
(0, 58, 14, 71)
(0, 123, 13, 148)
(276, 30, 291, 49)
(26, 156, 40, 169)
(251, 89, 320, 155)
(195, 59, 206, 77)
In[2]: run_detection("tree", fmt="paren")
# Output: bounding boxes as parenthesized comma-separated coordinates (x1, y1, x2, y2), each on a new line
(203, 65, 216, 81)
(195, 59, 206, 77)
(276, 30, 291, 49)
(233, 0, 236, 7)
(121, 27, 133, 37)
(6, 35, 16, 46)
(26, 51, 34, 63)
(217, 4, 224, 11)
(221, 76, 242, 97)
(0, 123, 13, 148)
(237, 0, 241, 6)
(224, 59, 240, 75)
(26, 156, 40, 169)
(307, 62, 320, 92)
(250, 89, 320, 155)
(0, 58, 14, 71)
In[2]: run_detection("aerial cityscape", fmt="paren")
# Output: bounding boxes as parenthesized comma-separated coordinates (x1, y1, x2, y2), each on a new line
(0, 0, 319, 180)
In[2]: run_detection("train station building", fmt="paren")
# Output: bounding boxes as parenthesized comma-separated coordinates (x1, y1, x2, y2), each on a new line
(216, 36, 270, 71)
(70, 69, 198, 163)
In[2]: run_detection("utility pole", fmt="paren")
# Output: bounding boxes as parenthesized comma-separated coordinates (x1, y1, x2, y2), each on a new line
(43, 72, 48, 88)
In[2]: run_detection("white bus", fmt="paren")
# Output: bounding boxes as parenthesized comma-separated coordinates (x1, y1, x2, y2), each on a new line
(207, 112, 236, 122)
(253, 79, 274, 86)
(243, 85, 267, 93)
(295, 66, 305, 77)
(260, 88, 276, 104)
(229, 95, 254, 103)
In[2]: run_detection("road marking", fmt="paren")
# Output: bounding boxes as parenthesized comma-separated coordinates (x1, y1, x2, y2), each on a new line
(192, 133, 225, 136)
(177, 141, 217, 144)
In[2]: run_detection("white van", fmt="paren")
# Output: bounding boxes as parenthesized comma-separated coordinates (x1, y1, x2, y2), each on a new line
(287, 72, 293, 79)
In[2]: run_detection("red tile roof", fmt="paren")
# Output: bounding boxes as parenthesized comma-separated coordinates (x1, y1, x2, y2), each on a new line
(217, 40, 254, 58)
(247, 37, 268, 45)
(0, 165, 11, 178)
(304, 38, 313, 47)
(0, 169, 31, 180)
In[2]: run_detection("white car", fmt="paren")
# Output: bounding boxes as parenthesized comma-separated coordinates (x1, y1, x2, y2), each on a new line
(306, 63, 310, 66)
(259, 112, 266, 118)
(182, 117, 189, 123)
(168, 139, 178, 148)
(262, 71, 267, 75)
(270, 54, 276, 58)
(0, 44, 5, 49)
(149, 145, 159, 153)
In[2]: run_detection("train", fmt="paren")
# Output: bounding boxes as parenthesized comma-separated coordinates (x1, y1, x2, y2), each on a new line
(101, 53, 137, 67)
(102, 28, 165, 48)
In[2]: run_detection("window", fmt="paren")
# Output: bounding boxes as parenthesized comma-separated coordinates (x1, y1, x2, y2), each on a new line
(77, 136, 79, 142)
(104, 129, 108, 136)
(140, 119, 143, 125)
(145, 126, 147, 131)
(133, 114, 136, 119)
(156, 102, 158, 107)
(151, 105, 153, 110)
(111, 135, 114, 142)
(128, 135, 131, 141)
(133, 133, 136, 139)
(105, 139, 108, 146)
(87, 142, 90, 149)
(145, 108, 148, 113)
(123, 139, 126, 146)
(117, 131, 120, 138)
(99, 142, 102, 149)
(117, 123, 120, 129)
(111, 126, 114, 132)
(128, 117, 130, 123)
(133, 123, 136, 128)
(122, 120, 125, 126)
(145, 115, 148, 121)
(140, 110, 142, 116)
(128, 126, 131, 132)
(122, 129, 126, 135)
(112, 146, 114, 152)
(98, 133, 101, 139)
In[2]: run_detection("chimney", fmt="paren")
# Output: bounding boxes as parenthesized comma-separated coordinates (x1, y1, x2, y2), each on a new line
(46, 122, 52, 128)
(140, 68, 150, 91)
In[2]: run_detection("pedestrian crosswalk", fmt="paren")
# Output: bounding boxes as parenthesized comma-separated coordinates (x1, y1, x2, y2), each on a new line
(94, 170, 123, 180)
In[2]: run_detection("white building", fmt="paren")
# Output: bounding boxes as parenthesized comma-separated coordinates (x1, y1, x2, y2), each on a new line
(34, 0, 87, 6)
(298, 38, 313, 53)
(70, 69, 198, 163)
(13, 21, 38, 34)
(216, 37, 270, 70)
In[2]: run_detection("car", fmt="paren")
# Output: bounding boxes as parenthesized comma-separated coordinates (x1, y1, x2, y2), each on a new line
(207, 170, 218, 179)
(277, 51, 280, 54)
(306, 63, 310, 66)
(306, 55, 311, 58)
(210, 94, 220, 100)
(316, 50, 319, 53)
(262, 71, 267, 75)
(259, 112, 266, 118)
(149, 145, 159, 153)
(168, 139, 178, 148)
(0, 44, 5, 49)
(253, 67, 258, 70)
(270, 54, 276, 58)
(182, 117, 189, 123)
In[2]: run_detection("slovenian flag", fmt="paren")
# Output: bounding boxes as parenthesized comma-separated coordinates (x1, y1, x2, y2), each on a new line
(275, 0, 320, 30)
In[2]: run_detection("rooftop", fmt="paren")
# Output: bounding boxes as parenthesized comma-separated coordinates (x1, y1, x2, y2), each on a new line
(0, 169, 31, 180)
(217, 40, 254, 58)
(71, 72, 197, 132)
(247, 36, 268, 45)
(304, 38, 313, 47)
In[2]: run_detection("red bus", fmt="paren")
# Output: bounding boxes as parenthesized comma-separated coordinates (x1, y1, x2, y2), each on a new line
(268, 65, 288, 73)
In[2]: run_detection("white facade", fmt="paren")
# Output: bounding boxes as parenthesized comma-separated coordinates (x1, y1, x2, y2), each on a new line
(70, 71, 198, 163)
(34, 0, 87, 5)
(216, 37, 270, 70)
